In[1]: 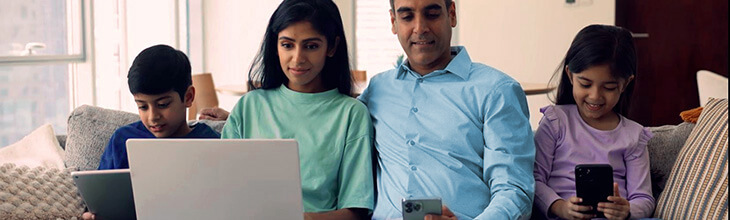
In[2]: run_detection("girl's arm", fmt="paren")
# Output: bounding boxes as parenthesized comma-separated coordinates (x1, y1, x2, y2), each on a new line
(533, 113, 563, 218)
(623, 129, 655, 218)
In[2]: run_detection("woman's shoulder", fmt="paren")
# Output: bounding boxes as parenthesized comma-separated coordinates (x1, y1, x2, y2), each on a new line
(333, 94, 369, 114)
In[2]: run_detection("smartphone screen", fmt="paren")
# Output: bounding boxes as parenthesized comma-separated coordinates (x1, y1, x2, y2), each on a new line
(575, 164, 613, 218)
(401, 197, 442, 220)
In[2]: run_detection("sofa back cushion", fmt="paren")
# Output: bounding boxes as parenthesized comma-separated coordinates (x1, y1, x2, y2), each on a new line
(647, 122, 695, 200)
(63, 105, 139, 171)
(654, 98, 728, 219)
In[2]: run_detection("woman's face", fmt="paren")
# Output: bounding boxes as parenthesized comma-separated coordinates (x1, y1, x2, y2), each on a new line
(277, 21, 335, 93)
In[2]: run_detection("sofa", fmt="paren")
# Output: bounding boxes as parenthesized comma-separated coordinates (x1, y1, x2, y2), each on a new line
(1, 98, 727, 219)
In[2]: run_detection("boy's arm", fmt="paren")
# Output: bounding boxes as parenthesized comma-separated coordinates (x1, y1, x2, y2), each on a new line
(97, 134, 119, 170)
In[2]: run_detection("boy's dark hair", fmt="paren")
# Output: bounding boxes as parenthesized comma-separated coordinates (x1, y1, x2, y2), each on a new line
(128, 44, 192, 101)
(249, 0, 352, 96)
(550, 24, 638, 116)
(389, 0, 452, 11)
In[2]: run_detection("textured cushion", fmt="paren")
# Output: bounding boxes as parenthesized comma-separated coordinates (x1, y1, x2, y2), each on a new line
(0, 124, 66, 169)
(63, 105, 139, 171)
(647, 122, 695, 199)
(0, 163, 84, 219)
(654, 98, 728, 219)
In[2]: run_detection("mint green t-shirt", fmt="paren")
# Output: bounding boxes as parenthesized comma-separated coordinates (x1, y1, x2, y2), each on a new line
(221, 85, 374, 213)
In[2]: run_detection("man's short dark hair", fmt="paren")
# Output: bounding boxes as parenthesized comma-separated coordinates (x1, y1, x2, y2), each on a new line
(127, 44, 191, 101)
(389, 0, 452, 11)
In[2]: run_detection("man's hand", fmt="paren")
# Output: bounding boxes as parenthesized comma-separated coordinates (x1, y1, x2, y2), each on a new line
(549, 197, 594, 220)
(198, 107, 230, 121)
(424, 205, 457, 220)
(81, 212, 95, 220)
(597, 183, 630, 220)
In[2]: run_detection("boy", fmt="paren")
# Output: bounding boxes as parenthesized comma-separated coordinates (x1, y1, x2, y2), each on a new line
(97, 44, 220, 170)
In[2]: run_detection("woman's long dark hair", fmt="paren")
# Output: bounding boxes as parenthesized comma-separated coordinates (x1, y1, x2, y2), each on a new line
(248, 0, 352, 96)
(548, 24, 637, 116)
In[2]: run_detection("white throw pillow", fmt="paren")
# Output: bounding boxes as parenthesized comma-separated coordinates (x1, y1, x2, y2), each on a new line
(0, 124, 65, 169)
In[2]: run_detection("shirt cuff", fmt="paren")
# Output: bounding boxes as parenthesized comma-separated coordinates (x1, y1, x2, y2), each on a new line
(534, 183, 562, 218)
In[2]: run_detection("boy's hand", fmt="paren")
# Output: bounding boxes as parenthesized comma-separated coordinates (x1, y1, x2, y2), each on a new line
(198, 107, 230, 121)
(424, 205, 457, 220)
(550, 197, 594, 220)
(598, 183, 630, 220)
(81, 212, 95, 220)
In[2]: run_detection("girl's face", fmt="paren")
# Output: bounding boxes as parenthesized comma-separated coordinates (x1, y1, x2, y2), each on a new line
(567, 63, 634, 126)
(277, 21, 336, 93)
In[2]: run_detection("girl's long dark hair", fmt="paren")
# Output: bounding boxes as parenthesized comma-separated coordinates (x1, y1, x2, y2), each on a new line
(548, 24, 637, 115)
(248, 0, 352, 96)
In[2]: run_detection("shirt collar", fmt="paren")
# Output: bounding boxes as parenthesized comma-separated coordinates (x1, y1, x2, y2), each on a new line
(396, 46, 472, 80)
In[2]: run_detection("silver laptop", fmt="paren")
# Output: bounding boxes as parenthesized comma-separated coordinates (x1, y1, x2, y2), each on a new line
(126, 139, 302, 219)
(71, 169, 136, 220)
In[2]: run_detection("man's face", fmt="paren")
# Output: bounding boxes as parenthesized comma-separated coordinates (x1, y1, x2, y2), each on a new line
(391, 0, 456, 74)
(134, 88, 193, 138)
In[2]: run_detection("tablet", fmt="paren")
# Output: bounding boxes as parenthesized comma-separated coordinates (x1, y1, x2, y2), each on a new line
(71, 169, 136, 220)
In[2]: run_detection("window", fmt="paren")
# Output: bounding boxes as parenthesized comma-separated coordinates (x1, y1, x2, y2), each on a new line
(355, 0, 403, 80)
(0, 0, 85, 147)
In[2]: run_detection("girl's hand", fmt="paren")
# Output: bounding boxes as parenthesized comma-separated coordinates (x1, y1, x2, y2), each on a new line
(550, 197, 594, 220)
(597, 183, 630, 220)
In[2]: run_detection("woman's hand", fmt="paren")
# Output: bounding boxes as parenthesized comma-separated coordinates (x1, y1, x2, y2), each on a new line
(198, 107, 230, 121)
(549, 197, 594, 220)
(598, 183, 630, 220)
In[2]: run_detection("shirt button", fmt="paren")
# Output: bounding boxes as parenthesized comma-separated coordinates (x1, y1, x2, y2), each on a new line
(411, 107, 418, 113)
(410, 166, 417, 171)
(408, 140, 415, 146)
(417, 78, 424, 83)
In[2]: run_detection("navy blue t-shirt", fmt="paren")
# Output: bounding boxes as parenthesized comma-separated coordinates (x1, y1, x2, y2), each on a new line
(98, 121, 220, 170)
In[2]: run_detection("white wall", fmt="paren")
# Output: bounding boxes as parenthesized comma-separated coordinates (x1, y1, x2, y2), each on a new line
(202, 1, 281, 110)
(457, 0, 615, 129)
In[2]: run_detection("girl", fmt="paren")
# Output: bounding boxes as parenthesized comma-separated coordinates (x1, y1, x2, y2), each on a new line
(221, 0, 373, 219)
(533, 24, 655, 220)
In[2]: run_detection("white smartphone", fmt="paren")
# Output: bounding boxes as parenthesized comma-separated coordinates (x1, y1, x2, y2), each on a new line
(401, 197, 442, 220)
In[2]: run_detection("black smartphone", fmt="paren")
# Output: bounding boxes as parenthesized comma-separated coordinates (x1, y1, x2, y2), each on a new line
(575, 164, 614, 218)
(401, 197, 442, 220)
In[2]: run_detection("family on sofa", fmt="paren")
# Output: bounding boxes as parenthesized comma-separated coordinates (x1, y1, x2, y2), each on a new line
(84, 0, 651, 219)
(2, 0, 727, 219)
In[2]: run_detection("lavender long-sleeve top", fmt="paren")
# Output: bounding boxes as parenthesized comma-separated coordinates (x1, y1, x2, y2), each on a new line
(533, 105, 655, 219)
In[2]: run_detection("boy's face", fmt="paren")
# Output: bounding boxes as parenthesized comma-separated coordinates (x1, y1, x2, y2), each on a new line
(134, 87, 194, 138)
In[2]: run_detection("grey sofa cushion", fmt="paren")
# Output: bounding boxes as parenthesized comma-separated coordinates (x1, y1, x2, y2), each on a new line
(63, 105, 139, 171)
(56, 135, 67, 150)
(646, 122, 695, 200)
(63, 105, 226, 171)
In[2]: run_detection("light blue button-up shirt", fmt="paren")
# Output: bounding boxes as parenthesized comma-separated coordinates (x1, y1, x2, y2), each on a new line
(359, 46, 535, 220)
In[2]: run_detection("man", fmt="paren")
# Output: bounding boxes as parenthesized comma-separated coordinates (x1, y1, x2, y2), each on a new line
(358, 0, 535, 219)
